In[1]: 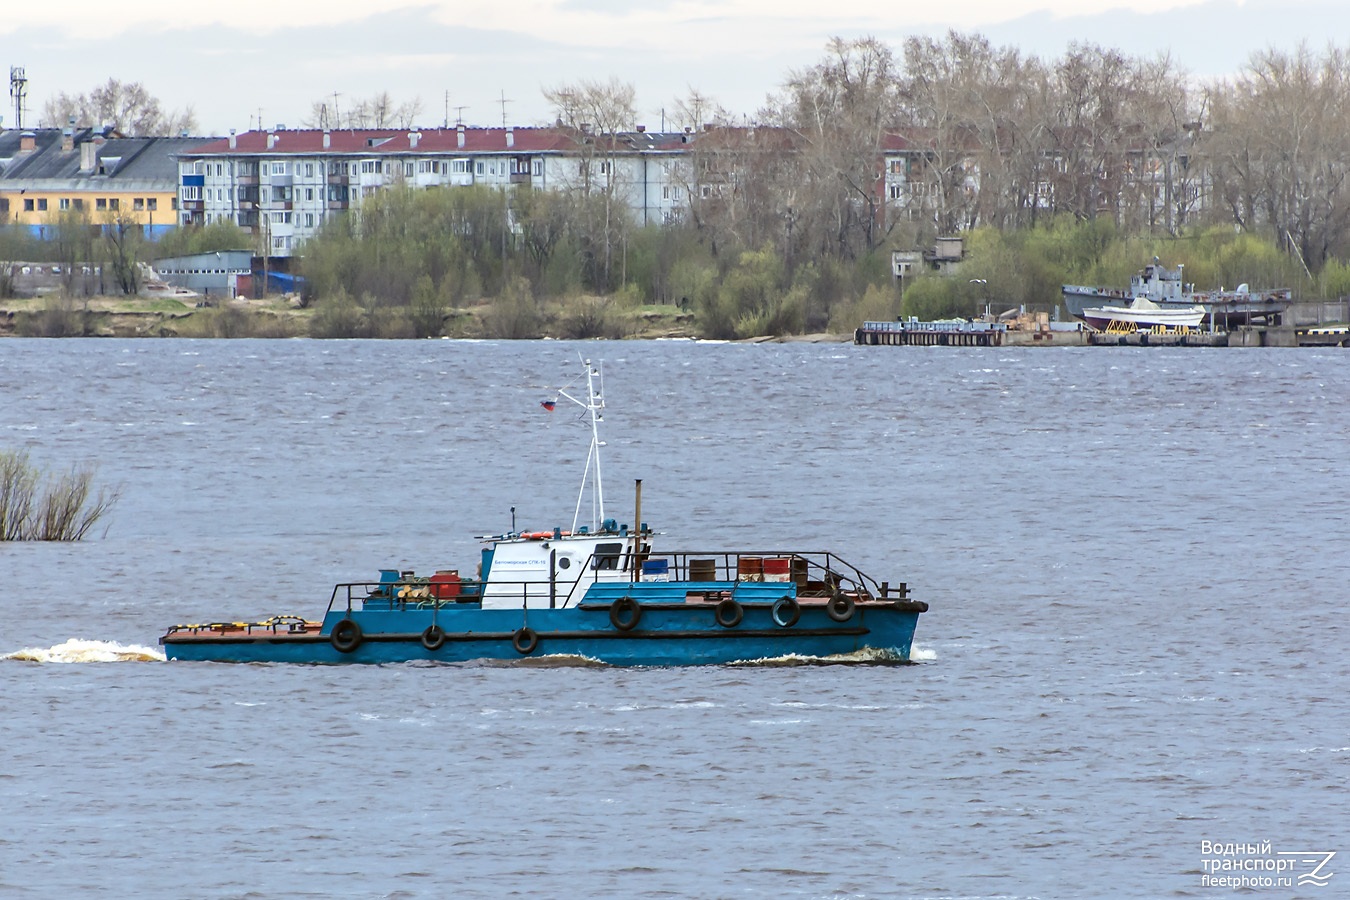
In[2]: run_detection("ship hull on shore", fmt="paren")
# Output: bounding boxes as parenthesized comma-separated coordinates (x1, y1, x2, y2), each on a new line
(1063, 261, 1291, 327)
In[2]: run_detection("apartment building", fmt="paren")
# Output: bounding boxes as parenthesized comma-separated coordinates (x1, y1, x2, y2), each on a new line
(0, 126, 201, 237)
(176, 125, 695, 257)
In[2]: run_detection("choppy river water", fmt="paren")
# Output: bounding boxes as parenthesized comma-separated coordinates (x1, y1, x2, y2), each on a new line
(1, 338, 1346, 898)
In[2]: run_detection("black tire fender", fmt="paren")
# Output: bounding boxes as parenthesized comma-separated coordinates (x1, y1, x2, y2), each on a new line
(715, 597, 743, 628)
(826, 591, 855, 623)
(330, 618, 362, 653)
(420, 624, 446, 651)
(772, 596, 801, 628)
(609, 596, 642, 632)
(512, 626, 539, 655)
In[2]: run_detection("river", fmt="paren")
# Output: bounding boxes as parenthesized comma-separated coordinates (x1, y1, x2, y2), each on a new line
(1, 338, 1346, 898)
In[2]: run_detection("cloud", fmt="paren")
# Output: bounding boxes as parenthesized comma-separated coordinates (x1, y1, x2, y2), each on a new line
(3, 1, 1343, 135)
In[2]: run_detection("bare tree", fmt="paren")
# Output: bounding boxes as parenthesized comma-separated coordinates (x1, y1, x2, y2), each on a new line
(1206, 44, 1350, 267)
(40, 78, 197, 135)
(668, 89, 731, 133)
(767, 37, 901, 263)
(302, 93, 424, 130)
(897, 34, 967, 233)
(543, 77, 638, 290)
(102, 211, 143, 295)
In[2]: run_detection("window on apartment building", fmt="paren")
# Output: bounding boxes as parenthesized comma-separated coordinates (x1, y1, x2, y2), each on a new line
(305, 213, 314, 228)
(453, 160, 470, 174)
(23, 199, 34, 212)
(216, 163, 225, 176)
(134, 198, 145, 211)
(888, 184, 903, 200)
(109, 198, 119, 210)
(271, 162, 286, 176)
(305, 163, 314, 177)
(38, 199, 47, 211)
(304, 187, 313, 201)
(147, 198, 157, 211)
(532, 160, 542, 177)
(271, 186, 291, 202)
(60, 198, 70, 210)
(418, 160, 432, 174)
(0, 199, 7, 214)
(888, 160, 904, 175)
(600, 161, 611, 175)
(73, 199, 84, 210)
(239, 161, 256, 176)
(182, 186, 202, 201)
(361, 160, 378, 174)
(404, 162, 414, 177)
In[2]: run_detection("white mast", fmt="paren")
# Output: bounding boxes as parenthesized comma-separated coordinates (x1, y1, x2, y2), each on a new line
(554, 358, 605, 533)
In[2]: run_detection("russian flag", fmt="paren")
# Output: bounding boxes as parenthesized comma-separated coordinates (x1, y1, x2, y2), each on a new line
(540, 399, 556, 411)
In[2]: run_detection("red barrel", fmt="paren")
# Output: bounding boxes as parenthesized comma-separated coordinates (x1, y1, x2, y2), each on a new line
(763, 557, 791, 582)
(737, 556, 763, 582)
(429, 570, 461, 600)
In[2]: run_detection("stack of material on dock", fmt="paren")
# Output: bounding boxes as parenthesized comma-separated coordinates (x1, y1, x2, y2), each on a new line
(856, 319, 1007, 346)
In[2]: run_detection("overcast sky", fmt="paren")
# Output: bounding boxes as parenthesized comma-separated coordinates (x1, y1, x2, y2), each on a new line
(2, 0, 1345, 134)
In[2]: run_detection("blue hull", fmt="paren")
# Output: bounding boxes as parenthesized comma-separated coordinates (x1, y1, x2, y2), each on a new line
(162, 602, 923, 666)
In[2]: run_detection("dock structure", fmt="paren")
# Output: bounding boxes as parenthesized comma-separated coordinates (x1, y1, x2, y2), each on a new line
(856, 319, 1006, 347)
(1296, 326, 1350, 347)
(1088, 330, 1228, 347)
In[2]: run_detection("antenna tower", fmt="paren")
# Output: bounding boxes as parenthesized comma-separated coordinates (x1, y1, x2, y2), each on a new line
(9, 67, 28, 130)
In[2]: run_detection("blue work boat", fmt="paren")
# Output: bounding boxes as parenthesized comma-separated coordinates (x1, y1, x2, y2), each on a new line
(160, 361, 927, 666)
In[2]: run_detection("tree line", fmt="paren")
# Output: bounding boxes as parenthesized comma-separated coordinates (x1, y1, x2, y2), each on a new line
(292, 34, 1350, 336)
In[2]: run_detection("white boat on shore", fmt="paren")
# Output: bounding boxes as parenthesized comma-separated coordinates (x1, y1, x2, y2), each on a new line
(1080, 296, 1206, 331)
(1063, 259, 1291, 327)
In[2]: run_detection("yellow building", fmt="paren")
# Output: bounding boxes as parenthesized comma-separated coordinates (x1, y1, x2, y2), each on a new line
(0, 127, 209, 238)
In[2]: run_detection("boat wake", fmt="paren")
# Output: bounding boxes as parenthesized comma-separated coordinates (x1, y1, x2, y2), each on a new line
(3, 639, 167, 664)
(911, 643, 938, 662)
(513, 653, 609, 668)
(731, 645, 935, 667)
